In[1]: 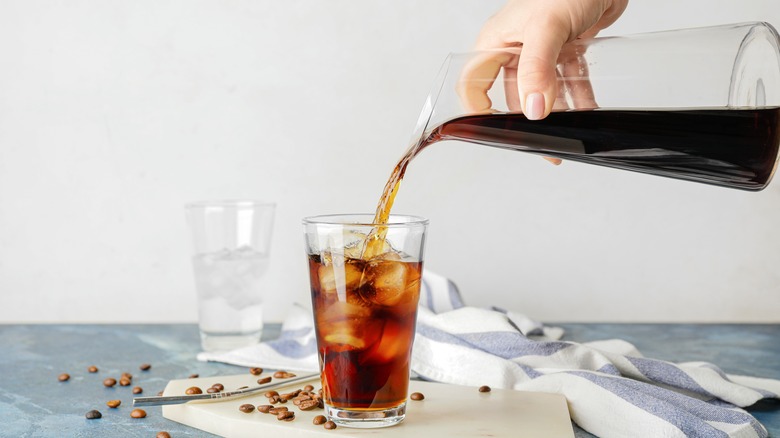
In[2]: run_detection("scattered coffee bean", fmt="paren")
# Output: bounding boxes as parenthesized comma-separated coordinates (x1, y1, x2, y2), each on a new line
(211, 383, 224, 391)
(139, 363, 152, 371)
(410, 392, 425, 401)
(298, 399, 319, 411)
(256, 376, 272, 385)
(257, 404, 273, 413)
(249, 367, 263, 376)
(206, 387, 220, 394)
(269, 406, 288, 415)
(239, 404, 255, 413)
(130, 408, 147, 418)
(121, 372, 133, 380)
(303, 384, 315, 392)
(85, 410, 102, 419)
(478, 385, 491, 393)
(324, 420, 337, 430)
(156, 432, 171, 438)
(264, 390, 279, 398)
(103, 378, 117, 387)
(277, 411, 295, 421)
(119, 378, 132, 387)
(279, 390, 300, 402)
(313, 415, 327, 425)
(132, 386, 143, 394)
(185, 387, 202, 395)
(188, 374, 199, 379)
(87, 366, 99, 373)
(273, 370, 296, 379)
(157, 391, 164, 396)
(58, 373, 70, 382)
(106, 400, 121, 408)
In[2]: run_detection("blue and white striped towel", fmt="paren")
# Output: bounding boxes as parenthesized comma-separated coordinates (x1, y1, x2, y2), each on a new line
(198, 271, 779, 438)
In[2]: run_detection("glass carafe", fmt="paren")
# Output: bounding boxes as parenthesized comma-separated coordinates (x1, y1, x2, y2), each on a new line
(410, 22, 780, 191)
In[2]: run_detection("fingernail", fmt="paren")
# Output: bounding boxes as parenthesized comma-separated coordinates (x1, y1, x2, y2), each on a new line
(525, 93, 545, 120)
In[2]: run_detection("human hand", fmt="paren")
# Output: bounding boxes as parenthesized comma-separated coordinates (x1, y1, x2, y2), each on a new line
(475, 0, 628, 120)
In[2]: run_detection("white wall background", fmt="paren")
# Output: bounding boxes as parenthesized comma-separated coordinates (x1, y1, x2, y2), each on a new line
(1, 0, 779, 324)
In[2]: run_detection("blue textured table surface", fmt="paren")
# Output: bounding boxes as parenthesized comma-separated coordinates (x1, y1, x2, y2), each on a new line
(1, 323, 778, 437)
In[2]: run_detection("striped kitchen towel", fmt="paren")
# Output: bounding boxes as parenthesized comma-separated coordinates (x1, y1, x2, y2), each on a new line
(198, 271, 779, 438)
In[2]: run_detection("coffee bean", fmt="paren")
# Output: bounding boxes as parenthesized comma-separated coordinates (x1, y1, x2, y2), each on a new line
(130, 408, 147, 418)
(121, 372, 133, 380)
(188, 374, 199, 379)
(185, 387, 202, 395)
(410, 392, 425, 401)
(280, 390, 299, 401)
(298, 399, 319, 411)
(293, 394, 312, 404)
(239, 404, 255, 413)
(276, 411, 295, 421)
(256, 376, 272, 385)
(273, 371, 296, 379)
(157, 391, 164, 396)
(87, 366, 99, 373)
(303, 384, 315, 392)
(211, 383, 224, 391)
(478, 385, 491, 393)
(58, 373, 70, 382)
(324, 420, 337, 430)
(119, 378, 131, 387)
(206, 387, 220, 394)
(139, 363, 152, 371)
(156, 432, 170, 438)
(132, 386, 143, 394)
(264, 390, 279, 398)
(269, 406, 288, 415)
(313, 415, 327, 425)
(257, 404, 273, 413)
(249, 367, 263, 375)
(103, 378, 117, 387)
(106, 400, 121, 408)
(85, 410, 102, 419)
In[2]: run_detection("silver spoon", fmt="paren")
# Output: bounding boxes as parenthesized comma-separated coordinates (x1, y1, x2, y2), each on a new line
(133, 372, 320, 407)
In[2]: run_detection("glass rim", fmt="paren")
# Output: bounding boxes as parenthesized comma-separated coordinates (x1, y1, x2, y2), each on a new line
(185, 199, 276, 210)
(302, 213, 429, 227)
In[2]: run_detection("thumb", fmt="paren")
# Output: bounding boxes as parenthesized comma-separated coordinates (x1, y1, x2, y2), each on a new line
(516, 28, 567, 120)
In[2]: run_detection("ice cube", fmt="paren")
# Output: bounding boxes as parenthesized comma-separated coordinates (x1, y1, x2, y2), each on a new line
(360, 258, 412, 306)
(318, 302, 381, 351)
(318, 259, 363, 296)
(320, 301, 371, 323)
(360, 320, 411, 365)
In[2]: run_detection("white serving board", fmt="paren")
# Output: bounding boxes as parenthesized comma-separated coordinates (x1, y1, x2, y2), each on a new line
(162, 373, 574, 438)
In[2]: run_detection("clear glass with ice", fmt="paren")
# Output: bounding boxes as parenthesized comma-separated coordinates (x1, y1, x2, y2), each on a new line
(186, 200, 275, 352)
(303, 214, 428, 428)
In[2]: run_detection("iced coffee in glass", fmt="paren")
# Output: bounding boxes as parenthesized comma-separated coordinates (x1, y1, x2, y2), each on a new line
(303, 214, 428, 428)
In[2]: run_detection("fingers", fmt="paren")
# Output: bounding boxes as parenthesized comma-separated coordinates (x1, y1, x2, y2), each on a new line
(457, 51, 517, 113)
(514, 17, 570, 120)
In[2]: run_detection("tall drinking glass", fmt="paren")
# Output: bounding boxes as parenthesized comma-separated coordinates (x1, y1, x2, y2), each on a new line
(186, 200, 275, 352)
(303, 214, 428, 428)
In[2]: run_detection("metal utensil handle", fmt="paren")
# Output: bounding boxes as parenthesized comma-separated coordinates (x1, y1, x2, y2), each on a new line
(133, 372, 320, 407)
